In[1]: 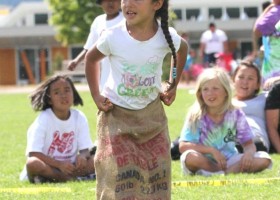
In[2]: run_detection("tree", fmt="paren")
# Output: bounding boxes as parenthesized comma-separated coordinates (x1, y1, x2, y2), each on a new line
(48, 0, 103, 45)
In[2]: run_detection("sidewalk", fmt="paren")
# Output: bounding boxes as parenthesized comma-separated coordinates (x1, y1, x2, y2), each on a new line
(0, 81, 196, 94)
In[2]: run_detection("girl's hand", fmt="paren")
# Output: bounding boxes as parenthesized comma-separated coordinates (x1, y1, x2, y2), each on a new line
(211, 148, 227, 171)
(58, 161, 75, 175)
(160, 82, 177, 106)
(75, 154, 87, 170)
(94, 95, 113, 112)
(240, 152, 254, 172)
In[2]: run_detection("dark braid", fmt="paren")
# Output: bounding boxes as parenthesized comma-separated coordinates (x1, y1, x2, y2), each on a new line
(155, 0, 177, 89)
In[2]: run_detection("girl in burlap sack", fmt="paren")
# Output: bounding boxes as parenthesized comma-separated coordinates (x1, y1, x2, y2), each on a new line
(85, 0, 188, 199)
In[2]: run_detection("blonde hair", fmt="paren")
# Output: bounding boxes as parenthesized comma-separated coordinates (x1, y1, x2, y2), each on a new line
(187, 67, 235, 132)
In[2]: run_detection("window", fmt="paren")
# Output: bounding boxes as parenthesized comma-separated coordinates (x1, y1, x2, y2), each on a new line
(244, 7, 258, 18)
(226, 8, 240, 19)
(71, 47, 83, 59)
(35, 13, 48, 25)
(173, 9, 182, 20)
(186, 9, 200, 20)
(209, 8, 222, 19)
(241, 42, 252, 59)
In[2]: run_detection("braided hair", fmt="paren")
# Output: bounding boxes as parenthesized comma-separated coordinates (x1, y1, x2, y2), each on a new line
(155, 0, 177, 89)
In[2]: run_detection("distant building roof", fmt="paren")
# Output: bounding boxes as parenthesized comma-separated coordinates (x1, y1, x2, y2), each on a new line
(0, 0, 43, 7)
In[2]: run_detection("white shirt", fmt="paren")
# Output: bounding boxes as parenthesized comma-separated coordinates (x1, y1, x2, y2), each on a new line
(84, 12, 124, 91)
(200, 29, 227, 54)
(20, 108, 93, 181)
(233, 92, 270, 149)
(96, 21, 181, 110)
(25, 108, 93, 163)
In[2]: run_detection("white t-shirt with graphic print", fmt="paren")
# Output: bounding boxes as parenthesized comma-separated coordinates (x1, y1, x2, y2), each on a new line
(96, 21, 182, 110)
(20, 108, 93, 180)
(25, 108, 93, 162)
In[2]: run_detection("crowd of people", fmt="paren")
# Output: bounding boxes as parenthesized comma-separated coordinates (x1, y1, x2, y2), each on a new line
(18, 0, 280, 199)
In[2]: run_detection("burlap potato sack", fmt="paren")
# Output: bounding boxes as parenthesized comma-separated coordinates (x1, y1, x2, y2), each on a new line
(94, 96, 171, 200)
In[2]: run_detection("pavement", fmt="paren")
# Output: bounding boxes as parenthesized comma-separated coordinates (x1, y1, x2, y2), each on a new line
(0, 81, 196, 94)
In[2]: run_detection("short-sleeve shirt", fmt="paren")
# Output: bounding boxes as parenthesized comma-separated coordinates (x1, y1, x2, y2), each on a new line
(200, 29, 227, 54)
(233, 93, 270, 149)
(179, 109, 253, 160)
(96, 21, 182, 110)
(26, 108, 93, 163)
(83, 12, 124, 92)
(255, 5, 280, 82)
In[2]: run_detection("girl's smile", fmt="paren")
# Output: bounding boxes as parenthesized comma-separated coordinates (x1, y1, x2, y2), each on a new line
(201, 78, 228, 112)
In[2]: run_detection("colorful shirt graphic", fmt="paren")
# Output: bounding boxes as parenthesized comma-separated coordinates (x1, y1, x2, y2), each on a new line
(256, 5, 280, 82)
(25, 108, 93, 163)
(96, 21, 181, 110)
(179, 109, 253, 160)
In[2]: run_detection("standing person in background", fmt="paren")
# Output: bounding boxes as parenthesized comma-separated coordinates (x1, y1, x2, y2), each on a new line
(67, 0, 123, 91)
(253, 0, 280, 90)
(179, 68, 271, 176)
(20, 75, 95, 183)
(199, 22, 228, 68)
(232, 60, 270, 152)
(265, 82, 280, 153)
(85, 0, 188, 199)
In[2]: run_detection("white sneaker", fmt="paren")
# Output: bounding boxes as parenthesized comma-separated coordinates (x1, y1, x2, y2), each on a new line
(196, 169, 224, 177)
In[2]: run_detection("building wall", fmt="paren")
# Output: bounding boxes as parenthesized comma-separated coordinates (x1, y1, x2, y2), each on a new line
(0, 49, 16, 85)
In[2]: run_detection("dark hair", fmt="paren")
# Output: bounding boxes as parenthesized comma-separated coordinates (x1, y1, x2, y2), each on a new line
(232, 60, 261, 94)
(262, 1, 271, 11)
(96, 0, 102, 4)
(209, 22, 216, 28)
(155, 0, 177, 87)
(30, 74, 83, 111)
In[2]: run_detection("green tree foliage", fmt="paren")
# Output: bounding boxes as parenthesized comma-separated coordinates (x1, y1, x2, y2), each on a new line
(48, 0, 103, 45)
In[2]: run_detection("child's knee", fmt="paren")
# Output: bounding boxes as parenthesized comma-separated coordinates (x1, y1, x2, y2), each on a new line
(26, 157, 42, 171)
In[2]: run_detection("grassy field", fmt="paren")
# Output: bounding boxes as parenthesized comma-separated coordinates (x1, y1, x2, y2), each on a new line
(0, 86, 280, 200)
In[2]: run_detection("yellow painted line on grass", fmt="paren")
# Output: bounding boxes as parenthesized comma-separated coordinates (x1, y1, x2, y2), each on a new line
(172, 177, 280, 187)
(0, 187, 71, 194)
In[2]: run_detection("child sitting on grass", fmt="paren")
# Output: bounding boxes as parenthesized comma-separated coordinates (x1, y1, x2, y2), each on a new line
(20, 74, 95, 183)
(179, 68, 272, 176)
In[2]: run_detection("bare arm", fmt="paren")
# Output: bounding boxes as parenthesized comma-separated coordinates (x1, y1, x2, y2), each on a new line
(67, 49, 88, 71)
(179, 141, 227, 170)
(266, 109, 280, 152)
(174, 38, 188, 86)
(240, 140, 256, 172)
(179, 141, 215, 154)
(76, 149, 91, 170)
(161, 38, 188, 106)
(29, 152, 75, 175)
(85, 46, 113, 112)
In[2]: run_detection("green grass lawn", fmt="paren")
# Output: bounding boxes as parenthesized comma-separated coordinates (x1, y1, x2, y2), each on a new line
(0, 86, 280, 200)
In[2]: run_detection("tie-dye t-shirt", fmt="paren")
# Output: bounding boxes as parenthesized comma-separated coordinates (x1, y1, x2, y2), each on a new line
(255, 5, 280, 82)
(179, 109, 253, 160)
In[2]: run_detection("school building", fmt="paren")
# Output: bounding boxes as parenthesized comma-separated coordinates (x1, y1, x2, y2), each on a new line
(0, 1, 83, 85)
(0, 0, 269, 85)
(170, 0, 267, 57)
